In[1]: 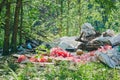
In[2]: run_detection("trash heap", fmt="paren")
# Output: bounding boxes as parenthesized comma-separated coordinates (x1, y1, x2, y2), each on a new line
(16, 47, 96, 65)
(75, 23, 120, 68)
(16, 23, 120, 68)
(17, 39, 51, 54)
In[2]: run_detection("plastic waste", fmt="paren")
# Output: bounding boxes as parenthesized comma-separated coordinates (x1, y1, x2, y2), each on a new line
(18, 46, 25, 51)
(96, 46, 120, 68)
(109, 34, 120, 46)
(81, 23, 96, 37)
(27, 43, 32, 49)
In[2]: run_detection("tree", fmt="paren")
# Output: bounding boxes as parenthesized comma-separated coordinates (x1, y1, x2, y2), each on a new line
(0, 0, 119, 53)
(66, 0, 70, 35)
(3, 0, 11, 55)
(19, 0, 23, 45)
(78, 0, 81, 30)
(11, 0, 22, 52)
(59, 0, 63, 36)
(94, 0, 117, 28)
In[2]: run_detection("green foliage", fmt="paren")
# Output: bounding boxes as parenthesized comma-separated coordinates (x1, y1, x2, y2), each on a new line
(0, 0, 120, 49)
(23, 0, 119, 38)
(2, 61, 120, 80)
(35, 44, 50, 54)
(0, 30, 4, 47)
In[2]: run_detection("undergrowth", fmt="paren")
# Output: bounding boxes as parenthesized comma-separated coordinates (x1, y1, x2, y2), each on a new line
(0, 59, 120, 80)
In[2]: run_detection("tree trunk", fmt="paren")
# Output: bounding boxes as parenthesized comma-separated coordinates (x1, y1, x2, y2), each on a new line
(56, 0, 59, 17)
(11, 0, 21, 52)
(59, 0, 63, 36)
(3, 0, 10, 55)
(19, 0, 23, 45)
(102, 13, 108, 28)
(66, 0, 70, 35)
(78, 0, 81, 30)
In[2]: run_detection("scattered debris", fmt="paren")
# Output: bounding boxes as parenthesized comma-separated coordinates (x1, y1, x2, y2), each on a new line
(13, 23, 120, 68)
(76, 49, 84, 55)
(15, 47, 97, 67)
(95, 45, 120, 68)
(51, 36, 80, 50)
(75, 23, 101, 42)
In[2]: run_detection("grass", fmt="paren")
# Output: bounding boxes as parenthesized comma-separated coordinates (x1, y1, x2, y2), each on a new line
(0, 56, 120, 80)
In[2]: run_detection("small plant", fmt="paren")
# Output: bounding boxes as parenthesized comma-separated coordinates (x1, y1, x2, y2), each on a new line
(35, 44, 50, 55)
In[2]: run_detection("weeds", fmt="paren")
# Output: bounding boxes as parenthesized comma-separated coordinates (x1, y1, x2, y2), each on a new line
(0, 59, 120, 80)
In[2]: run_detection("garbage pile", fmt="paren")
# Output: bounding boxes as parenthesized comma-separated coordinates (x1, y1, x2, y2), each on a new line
(75, 23, 120, 68)
(17, 39, 51, 54)
(95, 45, 120, 68)
(51, 36, 80, 51)
(16, 23, 120, 68)
(16, 47, 96, 66)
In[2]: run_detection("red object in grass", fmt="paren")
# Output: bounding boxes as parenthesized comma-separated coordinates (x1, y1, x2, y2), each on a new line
(73, 58, 81, 63)
(30, 57, 38, 62)
(30, 56, 47, 62)
(17, 55, 27, 63)
(89, 51, 95, 56)
(104, 45, 112, 50)
(37, 57, 47, 62)
(98, 45, 112, 53)
(50, 47, 72, 57)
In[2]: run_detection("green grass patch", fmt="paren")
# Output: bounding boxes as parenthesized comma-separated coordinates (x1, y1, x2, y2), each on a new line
(0, 57, 120, 80)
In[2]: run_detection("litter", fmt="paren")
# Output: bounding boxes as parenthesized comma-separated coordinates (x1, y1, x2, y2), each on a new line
(15, 23, 120, 68)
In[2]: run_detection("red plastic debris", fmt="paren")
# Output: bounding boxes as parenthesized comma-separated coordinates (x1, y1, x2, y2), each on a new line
(29, 57, 38, 62)
(50, 47, 72, 57)
(98, 45, 112, 53)
(89, 51, 95, 56)
(37, 57, 47, 62)
(17, 46, 106, 64)
(17, 55, 27, 63)
(29, 56, 47, 62)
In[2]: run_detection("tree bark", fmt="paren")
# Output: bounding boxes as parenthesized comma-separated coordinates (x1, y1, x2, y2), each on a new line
(3, 0, 10, 55)
(59, 0, 63, 36)
(11, 0, 21, 52)
(78, 0, 81, 30)
(56, 0, 59, 17)
(19, 0, 23, 45)
(66, 0, 70, 35)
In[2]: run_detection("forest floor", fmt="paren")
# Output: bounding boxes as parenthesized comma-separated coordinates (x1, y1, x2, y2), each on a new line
(0, 54, 120, 80)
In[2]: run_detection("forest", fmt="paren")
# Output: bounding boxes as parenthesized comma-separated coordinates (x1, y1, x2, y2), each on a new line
(0, 0, 120, 80)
